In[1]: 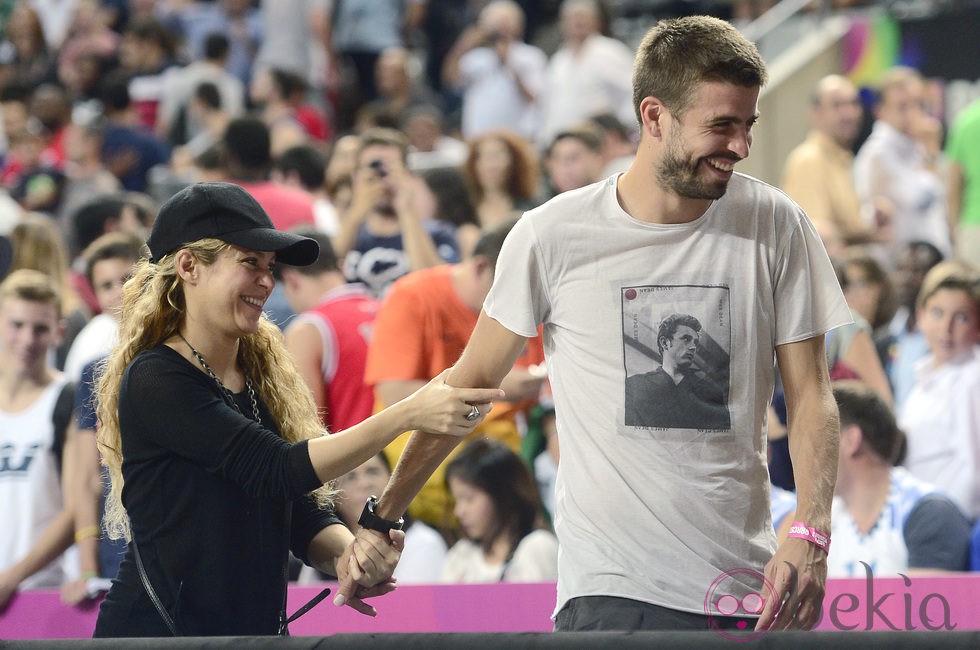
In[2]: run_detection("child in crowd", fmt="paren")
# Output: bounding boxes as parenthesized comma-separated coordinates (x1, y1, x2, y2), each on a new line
(899, 260, 980, 520)
(442, 438, 557, 583)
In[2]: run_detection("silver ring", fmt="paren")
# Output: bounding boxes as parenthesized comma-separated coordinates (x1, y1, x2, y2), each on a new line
(465, 405, 481, 421)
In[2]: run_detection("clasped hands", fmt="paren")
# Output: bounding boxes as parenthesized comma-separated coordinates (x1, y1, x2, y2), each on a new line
(332, 527, 404, 616)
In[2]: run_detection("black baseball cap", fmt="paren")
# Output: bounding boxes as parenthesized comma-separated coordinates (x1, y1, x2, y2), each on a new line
(147, 182, 319, 266)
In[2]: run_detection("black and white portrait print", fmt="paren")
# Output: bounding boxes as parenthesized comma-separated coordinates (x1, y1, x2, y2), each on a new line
(622, 284, 731, 430)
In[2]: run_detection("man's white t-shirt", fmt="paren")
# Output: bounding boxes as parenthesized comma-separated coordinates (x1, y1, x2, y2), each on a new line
(484, 173, 851, 616)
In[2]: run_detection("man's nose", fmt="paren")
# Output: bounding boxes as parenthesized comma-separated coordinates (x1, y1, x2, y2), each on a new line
(729, 126, 751, 160)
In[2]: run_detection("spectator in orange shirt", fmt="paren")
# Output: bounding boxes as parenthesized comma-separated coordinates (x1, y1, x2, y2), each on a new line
(364, 218, 547, 532)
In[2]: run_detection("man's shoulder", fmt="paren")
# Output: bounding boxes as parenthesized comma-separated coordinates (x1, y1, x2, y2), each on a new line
(626, 367, 669, 388)
(728, 173, 801, 210)
(526, 177, 613, 219)
(783, 137, 823, 169)
(309, 284, 381, 313)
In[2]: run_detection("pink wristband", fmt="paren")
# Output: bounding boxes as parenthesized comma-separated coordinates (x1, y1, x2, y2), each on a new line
(787, 522, 831, 553)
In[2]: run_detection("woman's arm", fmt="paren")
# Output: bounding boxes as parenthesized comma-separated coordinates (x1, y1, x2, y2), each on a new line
(306, 369, 504, 484)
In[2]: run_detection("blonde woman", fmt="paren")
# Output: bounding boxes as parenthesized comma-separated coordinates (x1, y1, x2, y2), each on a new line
(93, 183, 501, 637)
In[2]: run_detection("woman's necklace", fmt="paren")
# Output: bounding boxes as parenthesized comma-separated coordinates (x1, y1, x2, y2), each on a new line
(178, 332, 260, 424)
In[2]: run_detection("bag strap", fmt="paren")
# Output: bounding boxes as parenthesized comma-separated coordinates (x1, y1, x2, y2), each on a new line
(278, 587, 332, 635)
(133, 540, 177, 636)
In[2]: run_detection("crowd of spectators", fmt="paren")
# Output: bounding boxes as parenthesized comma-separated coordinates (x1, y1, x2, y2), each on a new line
(0, 0, 977, 617)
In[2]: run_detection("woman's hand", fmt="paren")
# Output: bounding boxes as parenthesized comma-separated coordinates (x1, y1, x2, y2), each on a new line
(403, 368, 504, 436)
(334, 528, 405, 616)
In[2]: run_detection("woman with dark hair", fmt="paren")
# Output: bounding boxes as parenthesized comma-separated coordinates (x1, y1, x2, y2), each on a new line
(462, 130, 540, 229)
(417, 166, 481, 258)
(0, 3, 55, 88)
(442, 438, 556, 583)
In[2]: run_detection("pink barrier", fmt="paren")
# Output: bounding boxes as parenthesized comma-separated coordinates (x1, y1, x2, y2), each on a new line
(2, 576, 978, 639)
(0, 582, 556, 639)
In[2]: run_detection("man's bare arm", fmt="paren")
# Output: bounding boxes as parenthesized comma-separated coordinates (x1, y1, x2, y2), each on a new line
(757, 335, 839, 631)
(333, 312, 528, 606)
(373, 311, 529, 520)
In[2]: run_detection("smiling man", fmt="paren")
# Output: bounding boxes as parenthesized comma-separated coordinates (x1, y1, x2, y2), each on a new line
(339, 16, 851, 633)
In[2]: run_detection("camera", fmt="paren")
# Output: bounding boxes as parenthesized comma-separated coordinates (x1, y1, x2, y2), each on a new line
(368, 159, 388, 178)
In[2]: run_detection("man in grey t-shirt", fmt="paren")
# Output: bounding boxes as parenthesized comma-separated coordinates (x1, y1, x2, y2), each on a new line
(337, 16, 848, 633)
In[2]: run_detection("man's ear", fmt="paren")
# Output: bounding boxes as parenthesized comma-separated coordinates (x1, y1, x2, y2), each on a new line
(840, 422, 863, 457)
(472, 255, 492, 280)
(639, 96, 668, 139)
(53, 315, 67, 348)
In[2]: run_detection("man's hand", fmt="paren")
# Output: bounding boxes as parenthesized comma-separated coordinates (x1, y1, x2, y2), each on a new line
(755, 537, 827, 631)
(333, 527, 405, 616)
(346, 173, 387, 223)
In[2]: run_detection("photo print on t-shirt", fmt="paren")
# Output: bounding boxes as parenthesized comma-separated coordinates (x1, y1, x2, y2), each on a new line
(622, 284, 732, 431)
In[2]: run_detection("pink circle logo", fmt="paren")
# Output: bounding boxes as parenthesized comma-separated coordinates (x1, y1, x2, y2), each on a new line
(703, 568, 777, 641)
(624, 288, 637, 300)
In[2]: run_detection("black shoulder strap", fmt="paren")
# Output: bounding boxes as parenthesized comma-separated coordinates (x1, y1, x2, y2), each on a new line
(133, 540, 178, 636)
(51, 381, 75, 474)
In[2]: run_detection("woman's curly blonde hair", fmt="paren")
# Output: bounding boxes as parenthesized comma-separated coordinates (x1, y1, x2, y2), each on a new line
(97, 239, 334, 541)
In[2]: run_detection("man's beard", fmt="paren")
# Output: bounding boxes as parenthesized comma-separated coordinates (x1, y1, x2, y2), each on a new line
(656, 128, 732, 201)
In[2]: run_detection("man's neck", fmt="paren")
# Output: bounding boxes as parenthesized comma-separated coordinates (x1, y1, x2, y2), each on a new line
(812, 129, 853, 157)
(306, 272, 350, 310)
(660, 359, 686, 385)
(567, 32, 593, 54)
(0, 365, 53, 411)
(450, 263, 484, 313)
(838, 462, 891, 532)
(618, 167, 712, 225)
(365, 210, 401, 236)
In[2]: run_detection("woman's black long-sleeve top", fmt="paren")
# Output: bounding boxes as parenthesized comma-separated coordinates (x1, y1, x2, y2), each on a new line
(94, 345, 340, 637)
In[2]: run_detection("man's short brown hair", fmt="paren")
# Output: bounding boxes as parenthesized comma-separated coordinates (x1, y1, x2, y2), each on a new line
(632, 16, 768, 122)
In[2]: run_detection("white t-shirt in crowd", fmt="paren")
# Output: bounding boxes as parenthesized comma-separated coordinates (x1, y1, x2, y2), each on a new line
(458, 43, 547, 141)
(541, 33, 635, 146)
(0, 377, 70, 588)
(394, 520, 448, 585)
(899, 346, 980, 519)
(442, 529, 558, 583)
